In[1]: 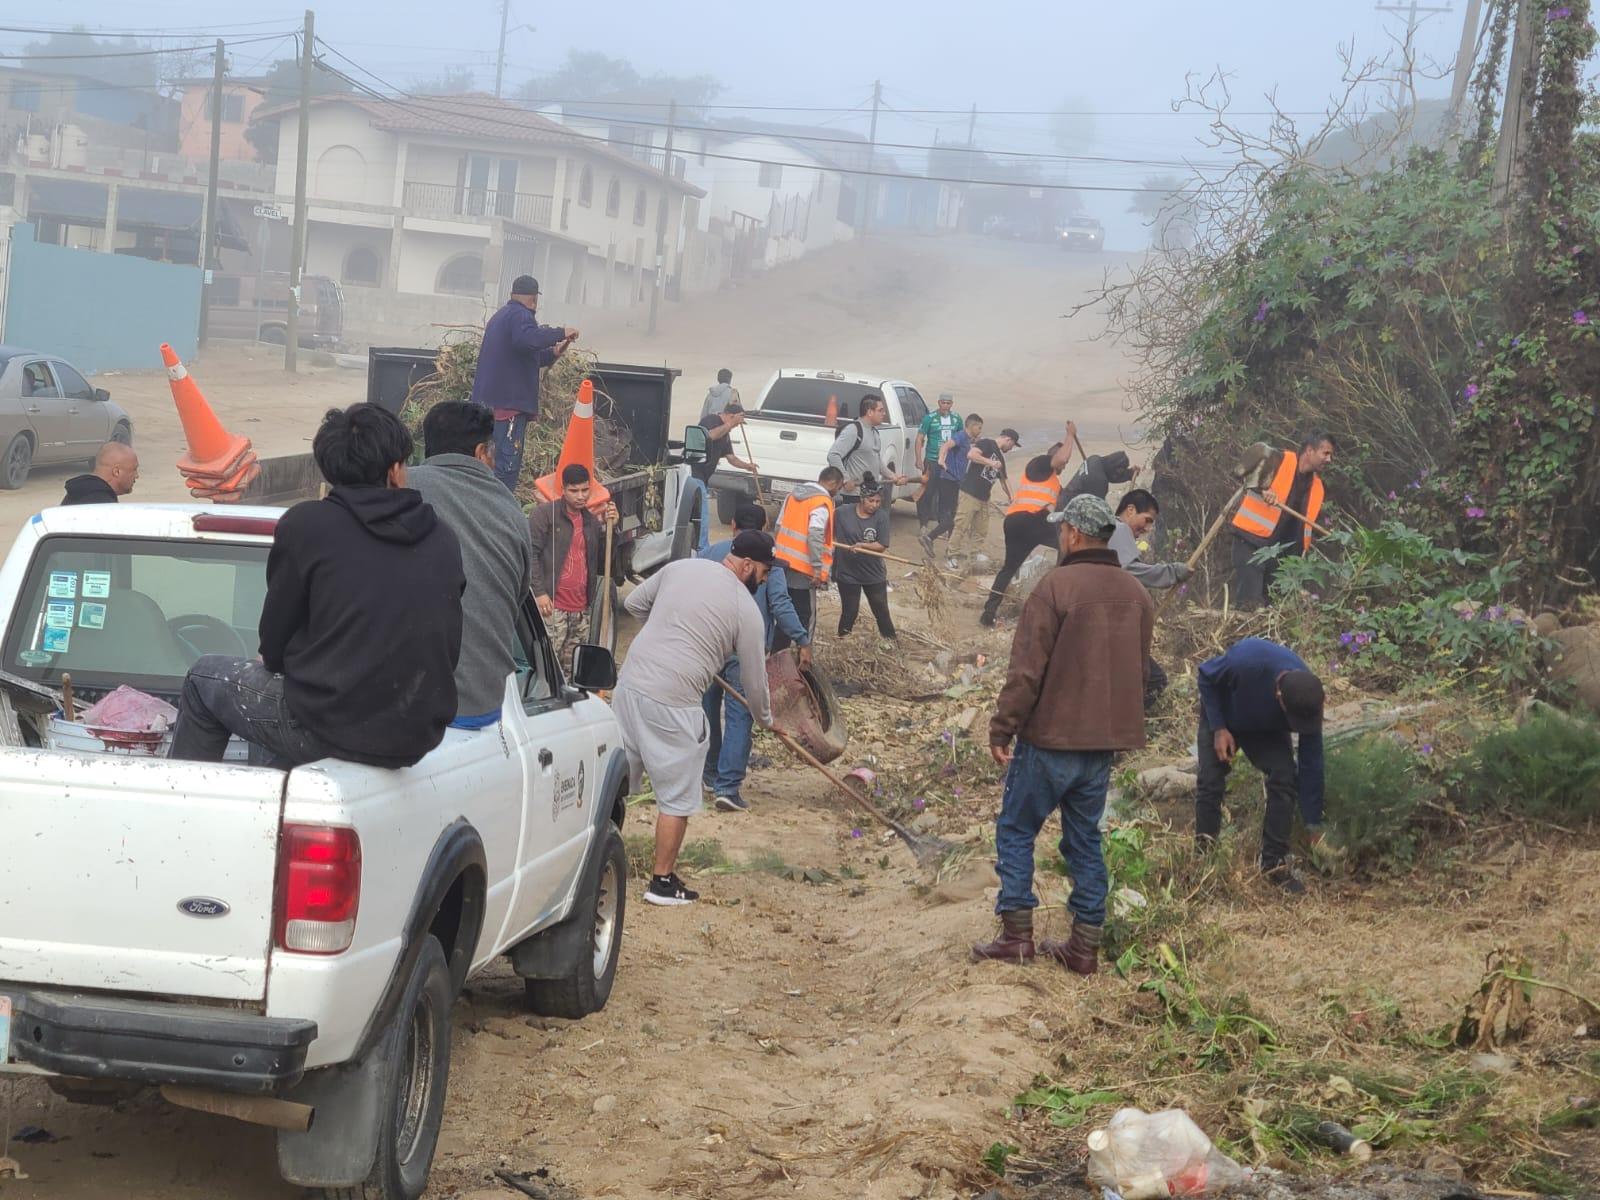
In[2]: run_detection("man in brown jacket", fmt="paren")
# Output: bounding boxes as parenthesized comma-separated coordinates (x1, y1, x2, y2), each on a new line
(974, 494, 1154, 974)
(528, 463, 619, 669)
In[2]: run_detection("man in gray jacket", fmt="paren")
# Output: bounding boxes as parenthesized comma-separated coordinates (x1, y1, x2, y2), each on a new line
(827, 393, 906, 500)
(1109, 489, 1192, 711)
(407, 401, 533, 725)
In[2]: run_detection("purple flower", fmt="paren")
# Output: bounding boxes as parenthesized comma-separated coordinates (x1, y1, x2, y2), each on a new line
(1387, 490, 1397, 500)
(1421, 743, 1434, 755)
(1340, 632, 1355, 646)
(912, 797, 926, 811)
(1254, 300, 1269, 323)
(1466, 506, 1487, 519)
(1476, 339, 1485, 349)
(953, 788, 964, 798)
(850, 828, 863, 839)
(1463, 383, 1479, 401)
(1512, 336, 1522, 347)
(1487, 605, 1505, 621)
(940, 731, 954, 745)
(1575, 310, 1589, 325)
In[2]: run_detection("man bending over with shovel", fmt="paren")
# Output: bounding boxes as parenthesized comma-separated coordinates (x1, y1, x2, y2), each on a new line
(976, 495, 1153, 973)
(618, 531, 776, 906)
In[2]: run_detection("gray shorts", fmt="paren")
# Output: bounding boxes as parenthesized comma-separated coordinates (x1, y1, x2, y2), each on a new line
(611, 685, 709, 817)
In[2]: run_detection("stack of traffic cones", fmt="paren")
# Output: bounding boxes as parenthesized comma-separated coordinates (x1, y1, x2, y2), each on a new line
(534, 378, 611, 510)
(162, 344, 261, 503)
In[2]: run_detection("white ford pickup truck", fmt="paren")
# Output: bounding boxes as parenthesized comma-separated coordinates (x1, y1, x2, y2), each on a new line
(707, 368, 932, 523)
(0, 503, 631, 1199)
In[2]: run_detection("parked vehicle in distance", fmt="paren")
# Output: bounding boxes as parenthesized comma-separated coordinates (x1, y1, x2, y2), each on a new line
(1058, 215, 1105, 251)
(0, 501, 630, 1200)
(0, 346, 133, 490)
(207, 271, 344, 350)
(710, 368, 929, 523)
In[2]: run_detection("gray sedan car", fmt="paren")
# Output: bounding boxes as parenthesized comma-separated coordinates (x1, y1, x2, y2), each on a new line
(0, 346, 133, 489)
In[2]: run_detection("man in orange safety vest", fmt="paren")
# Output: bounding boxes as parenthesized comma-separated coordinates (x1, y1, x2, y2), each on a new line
(772, 465, 845, 650)
(1230, 432, 1336, 610)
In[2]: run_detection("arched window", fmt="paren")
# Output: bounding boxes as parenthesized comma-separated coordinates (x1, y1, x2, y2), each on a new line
(605, 178, 621, 217)
(633, 187, 647, 226)
(342, 245, 381, 287)
(435, 253, 484, 296)
(578, 166, 593, 208)
(314, 144, 367, 201)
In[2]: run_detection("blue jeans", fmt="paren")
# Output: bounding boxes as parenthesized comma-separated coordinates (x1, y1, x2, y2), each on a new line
(994, 741, 1113, 926)
(701, 656, 752, 795)
(686, 476, 711, 551)
(492, 414, 530, 492)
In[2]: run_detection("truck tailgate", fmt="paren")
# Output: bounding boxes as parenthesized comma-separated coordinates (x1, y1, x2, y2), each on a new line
(0, 751, 284, 1002)
(740, 420, 837, 486)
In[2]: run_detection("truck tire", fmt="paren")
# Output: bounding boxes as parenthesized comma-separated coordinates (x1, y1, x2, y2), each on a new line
(314, 935, 453, 1200)
(523, 824, 627, 1019)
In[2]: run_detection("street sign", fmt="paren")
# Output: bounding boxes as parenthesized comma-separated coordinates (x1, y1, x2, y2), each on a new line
(253, 204, 285, 220)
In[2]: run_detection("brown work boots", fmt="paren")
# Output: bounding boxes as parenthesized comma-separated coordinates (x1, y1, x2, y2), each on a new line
(969, 910, 1035, 963)
(1040, 920, 1102, 976)
(970, 912, 1104, 976)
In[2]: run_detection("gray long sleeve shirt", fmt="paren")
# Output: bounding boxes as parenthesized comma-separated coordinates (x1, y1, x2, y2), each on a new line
(407, 454, 533, 718)
(619, 558, 773, 725)
(826, 419, 884, 484)
(1109, 518, 1186, 591)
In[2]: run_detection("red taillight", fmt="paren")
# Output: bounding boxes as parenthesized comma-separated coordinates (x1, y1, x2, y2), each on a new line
(192, 514, 279, 536)
(274, 825, 361, 954)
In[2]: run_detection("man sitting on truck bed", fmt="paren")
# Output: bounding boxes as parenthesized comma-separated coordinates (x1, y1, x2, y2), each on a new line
(408, 400, 532, 726)
(169, 404, 466, 768)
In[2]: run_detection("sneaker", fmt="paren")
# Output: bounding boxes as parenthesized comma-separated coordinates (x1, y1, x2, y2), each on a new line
(946, 557, 961, 572)
(1263, 863, 1306, 895)
(978, 611, 996, 628)
(644, 873, 700, 906)
(714, 793, 749, 813)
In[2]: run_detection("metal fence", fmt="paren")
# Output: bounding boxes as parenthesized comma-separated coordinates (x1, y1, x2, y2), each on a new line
(402, 180, 553, 229)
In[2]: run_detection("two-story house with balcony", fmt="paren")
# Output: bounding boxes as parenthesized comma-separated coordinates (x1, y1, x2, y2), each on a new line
(251, 92, 702, 340)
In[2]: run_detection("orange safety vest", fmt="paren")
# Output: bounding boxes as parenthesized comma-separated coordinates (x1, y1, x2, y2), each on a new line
(1007, 475, 1061, 515)
(1231, 449, 1324, 551)
(774, 490, 835, 581)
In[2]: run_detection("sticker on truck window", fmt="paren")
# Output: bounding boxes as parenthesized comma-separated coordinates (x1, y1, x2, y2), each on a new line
(42, 626, 70, 653)
(82, 571, 111, 599)
(48, 571, 77, 599)
(44, 600, 75, 629)
(0, 995, 11, 1062)
(78, 602, 107, 630)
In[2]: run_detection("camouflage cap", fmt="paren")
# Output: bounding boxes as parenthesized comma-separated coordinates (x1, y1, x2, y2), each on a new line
(1047, 493, 1118, 540)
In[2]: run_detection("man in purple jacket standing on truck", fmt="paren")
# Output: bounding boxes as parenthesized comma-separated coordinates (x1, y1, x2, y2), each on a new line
(470, 274, 579, 492)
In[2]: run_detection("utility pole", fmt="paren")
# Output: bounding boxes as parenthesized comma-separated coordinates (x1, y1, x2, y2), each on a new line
(285, 9, 313, 373)
(1375, 0, 1454, 109)
(862, 79, 881, 235)
(1492, 0, 1537, 206)
(197, 37, 224, 350)
(647, 99, 676, 336)
(494, 0, 510, 98)
(1448, 0, 1486, 123)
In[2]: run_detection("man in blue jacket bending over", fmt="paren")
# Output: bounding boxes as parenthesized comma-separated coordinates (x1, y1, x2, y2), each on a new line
(1194, 637, 1325, 894)
(470, 274, 579, 492)
(699, 502, 811, 813)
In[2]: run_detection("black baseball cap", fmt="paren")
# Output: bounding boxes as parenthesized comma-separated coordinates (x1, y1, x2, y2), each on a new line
(1278, 670, 1325, 734)
(511, 274, 540, 296)
(1000, 428, 1021, 445)
(730, 530, 775, 566)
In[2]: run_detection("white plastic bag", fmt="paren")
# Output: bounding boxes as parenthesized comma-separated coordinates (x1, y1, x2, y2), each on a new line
(1086, 1108, 1246, 1199)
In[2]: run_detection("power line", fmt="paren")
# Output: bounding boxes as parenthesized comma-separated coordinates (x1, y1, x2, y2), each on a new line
(0, 32, 290, 61)
(0, 19, 298, 37)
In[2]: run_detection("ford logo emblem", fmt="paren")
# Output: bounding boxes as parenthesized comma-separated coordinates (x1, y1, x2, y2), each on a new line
(177, 897, 230, 918)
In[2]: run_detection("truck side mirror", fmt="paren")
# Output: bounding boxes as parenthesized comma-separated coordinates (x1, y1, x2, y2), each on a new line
(571, 644, 617, 691)
(681, 423, 707, 465)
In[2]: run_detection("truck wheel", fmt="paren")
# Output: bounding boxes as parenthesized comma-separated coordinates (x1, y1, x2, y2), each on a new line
(111, 421, 133, 446)
(523, 825, 627, 1019)
(2, 434, 32, 490)
(316, 935, 453, 1200)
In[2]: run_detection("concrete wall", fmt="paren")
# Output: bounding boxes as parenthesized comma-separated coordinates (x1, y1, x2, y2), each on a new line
(2, 222, 200, 372)
(396, 228, 491, 297)
(177, 84, 266, 161)
(275, 103, 398, 208)
(305, 221, 393, 289)
(339, 286, 487, 351)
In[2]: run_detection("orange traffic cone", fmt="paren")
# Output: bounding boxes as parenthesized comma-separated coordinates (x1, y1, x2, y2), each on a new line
(534, 378, 612, 509)
(162, 344, 253, 477)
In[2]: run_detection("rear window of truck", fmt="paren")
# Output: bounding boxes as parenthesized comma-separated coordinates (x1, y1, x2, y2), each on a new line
(3, 536, 270, 694)
(756, 378, 884, 424)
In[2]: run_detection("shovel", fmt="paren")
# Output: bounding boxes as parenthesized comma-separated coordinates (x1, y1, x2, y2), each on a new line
(715, 674, 957, 872)
(1154, 442, 1280, 619)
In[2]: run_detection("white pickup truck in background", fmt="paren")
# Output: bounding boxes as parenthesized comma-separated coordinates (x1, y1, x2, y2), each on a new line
(0, 503, 631, 1200)
(707, 368, 932, 523)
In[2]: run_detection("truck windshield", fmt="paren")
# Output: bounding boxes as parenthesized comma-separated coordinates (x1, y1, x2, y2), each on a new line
(757, 378, 884, 424)
(3, 535, 270, 694)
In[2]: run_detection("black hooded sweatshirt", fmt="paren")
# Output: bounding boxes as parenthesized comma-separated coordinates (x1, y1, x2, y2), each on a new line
(260, 485, 466, 768)
(61, 474, 119, 505)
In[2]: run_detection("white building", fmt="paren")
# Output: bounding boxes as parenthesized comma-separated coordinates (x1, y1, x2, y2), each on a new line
(254, 92, 703, 339)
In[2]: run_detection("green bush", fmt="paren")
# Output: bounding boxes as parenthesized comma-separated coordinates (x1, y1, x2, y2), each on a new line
(1323, 735, 1433, 869)
(1461, 712, 1600, 820)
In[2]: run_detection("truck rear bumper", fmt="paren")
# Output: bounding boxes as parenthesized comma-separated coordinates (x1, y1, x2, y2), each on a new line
(4, 988, 317, 1094)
